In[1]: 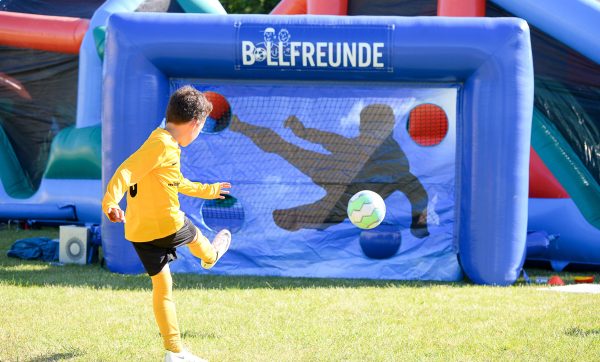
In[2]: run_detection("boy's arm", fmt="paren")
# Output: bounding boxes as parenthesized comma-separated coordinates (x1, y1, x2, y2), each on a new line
(178, 174, 230, 199)
(101, 139, 166, 217)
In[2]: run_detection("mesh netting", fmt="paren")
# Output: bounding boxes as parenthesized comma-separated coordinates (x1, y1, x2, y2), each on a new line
(172, 80, 456, 238)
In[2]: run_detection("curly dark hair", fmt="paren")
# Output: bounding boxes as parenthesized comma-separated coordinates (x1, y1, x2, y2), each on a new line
(165, 85, 213, 124)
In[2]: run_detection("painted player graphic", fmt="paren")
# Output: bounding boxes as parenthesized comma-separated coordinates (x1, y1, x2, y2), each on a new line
(277, 28, 291, 56)
(253, 27, 291, 62)
(230, 104, 430, 238)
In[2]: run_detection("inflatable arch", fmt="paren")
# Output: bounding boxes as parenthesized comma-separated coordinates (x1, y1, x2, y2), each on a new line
(102, 13, 533, 285)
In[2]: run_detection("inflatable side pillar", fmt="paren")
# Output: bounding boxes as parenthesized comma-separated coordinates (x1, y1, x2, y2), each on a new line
(76, 0, 147, 128)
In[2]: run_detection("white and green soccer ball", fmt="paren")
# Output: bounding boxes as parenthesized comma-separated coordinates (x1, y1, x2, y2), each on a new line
(347, 190, 386, 229)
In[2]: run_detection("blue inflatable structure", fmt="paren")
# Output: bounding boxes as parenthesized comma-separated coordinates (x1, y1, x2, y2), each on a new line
(101, 13, 533, 285)
(2, 0, 597, 285)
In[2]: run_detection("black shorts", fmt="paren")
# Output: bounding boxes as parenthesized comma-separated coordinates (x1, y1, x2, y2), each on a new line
(131, 217, 198, 276)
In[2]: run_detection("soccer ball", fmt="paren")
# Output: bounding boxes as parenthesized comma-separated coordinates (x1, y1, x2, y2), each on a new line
(254, 47, 267, 62)
(347, 190, 386, 229)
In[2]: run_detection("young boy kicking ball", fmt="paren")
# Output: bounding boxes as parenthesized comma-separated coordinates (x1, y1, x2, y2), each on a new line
(102, 86, 231, 362)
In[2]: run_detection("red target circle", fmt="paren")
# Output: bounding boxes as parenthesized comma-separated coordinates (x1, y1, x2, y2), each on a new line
(407, 103, 448, 146)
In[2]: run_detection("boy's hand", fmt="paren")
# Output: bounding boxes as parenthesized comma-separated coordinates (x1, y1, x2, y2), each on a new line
(107, 207, 126, 223)
(218, 182, 231, 199)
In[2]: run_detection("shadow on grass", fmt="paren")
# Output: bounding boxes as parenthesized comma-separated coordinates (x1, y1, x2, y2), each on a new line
(155, 330, 220, 340)
(27, 350, 83, 362)
(180, 330, 220, 339)
(0, 257, 468, 291)
(565, 327, 600, 337)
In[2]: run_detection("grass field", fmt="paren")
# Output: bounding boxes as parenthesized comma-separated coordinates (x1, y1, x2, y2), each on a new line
(1, 226, 599, 362)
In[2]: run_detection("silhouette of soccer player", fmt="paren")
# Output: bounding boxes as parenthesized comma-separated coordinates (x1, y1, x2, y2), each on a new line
(230, 104, 429, 238)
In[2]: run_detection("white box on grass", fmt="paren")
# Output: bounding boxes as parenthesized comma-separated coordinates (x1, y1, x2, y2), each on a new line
(59, 225, 90, 265)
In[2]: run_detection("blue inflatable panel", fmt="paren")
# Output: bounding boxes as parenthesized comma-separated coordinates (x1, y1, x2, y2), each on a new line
(528, 198, 600, 268)
(102, 14, 533, 284)
(0, 179, 101, 224)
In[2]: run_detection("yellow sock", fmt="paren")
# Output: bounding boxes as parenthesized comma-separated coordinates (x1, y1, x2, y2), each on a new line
(151, 264, 182, 353)
(188, 227, 217, 264)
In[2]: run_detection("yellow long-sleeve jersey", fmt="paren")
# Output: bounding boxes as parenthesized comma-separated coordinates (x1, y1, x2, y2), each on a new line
(102, 128, 221, 242)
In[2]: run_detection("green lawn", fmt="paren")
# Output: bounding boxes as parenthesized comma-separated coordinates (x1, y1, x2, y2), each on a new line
(1, 226, 599, 362)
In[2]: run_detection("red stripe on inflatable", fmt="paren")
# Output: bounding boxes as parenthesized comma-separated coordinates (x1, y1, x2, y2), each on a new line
(307, 0, 347, 15)
(0, 11, 89, 54)
(270, 0, 307, 15)
(437, 0, 485, 17)
(529, 147, 569, 198)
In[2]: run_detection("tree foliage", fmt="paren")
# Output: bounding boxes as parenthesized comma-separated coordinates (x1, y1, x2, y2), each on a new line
(220, 0, 281, 14)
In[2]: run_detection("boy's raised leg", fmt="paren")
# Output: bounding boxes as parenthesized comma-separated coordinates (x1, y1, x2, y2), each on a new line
(187, 227, 231, 269)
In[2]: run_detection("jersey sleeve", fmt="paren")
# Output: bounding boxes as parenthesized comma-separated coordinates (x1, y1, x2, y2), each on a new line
(178, 173, 221, 199)
(102, 138, 166, 214)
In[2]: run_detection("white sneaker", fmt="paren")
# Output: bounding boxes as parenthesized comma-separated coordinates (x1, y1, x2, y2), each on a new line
(201, 229, 231, 270)
(164, 349, 208, 362)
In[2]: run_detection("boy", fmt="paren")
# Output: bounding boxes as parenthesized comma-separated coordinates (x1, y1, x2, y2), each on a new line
(102, 86, 231, 362)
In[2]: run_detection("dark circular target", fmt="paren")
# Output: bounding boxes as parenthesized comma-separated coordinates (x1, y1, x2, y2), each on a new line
(359, 224, 402, 259)
(202, 91, 232, 134)
(200, 195, 245, 233)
